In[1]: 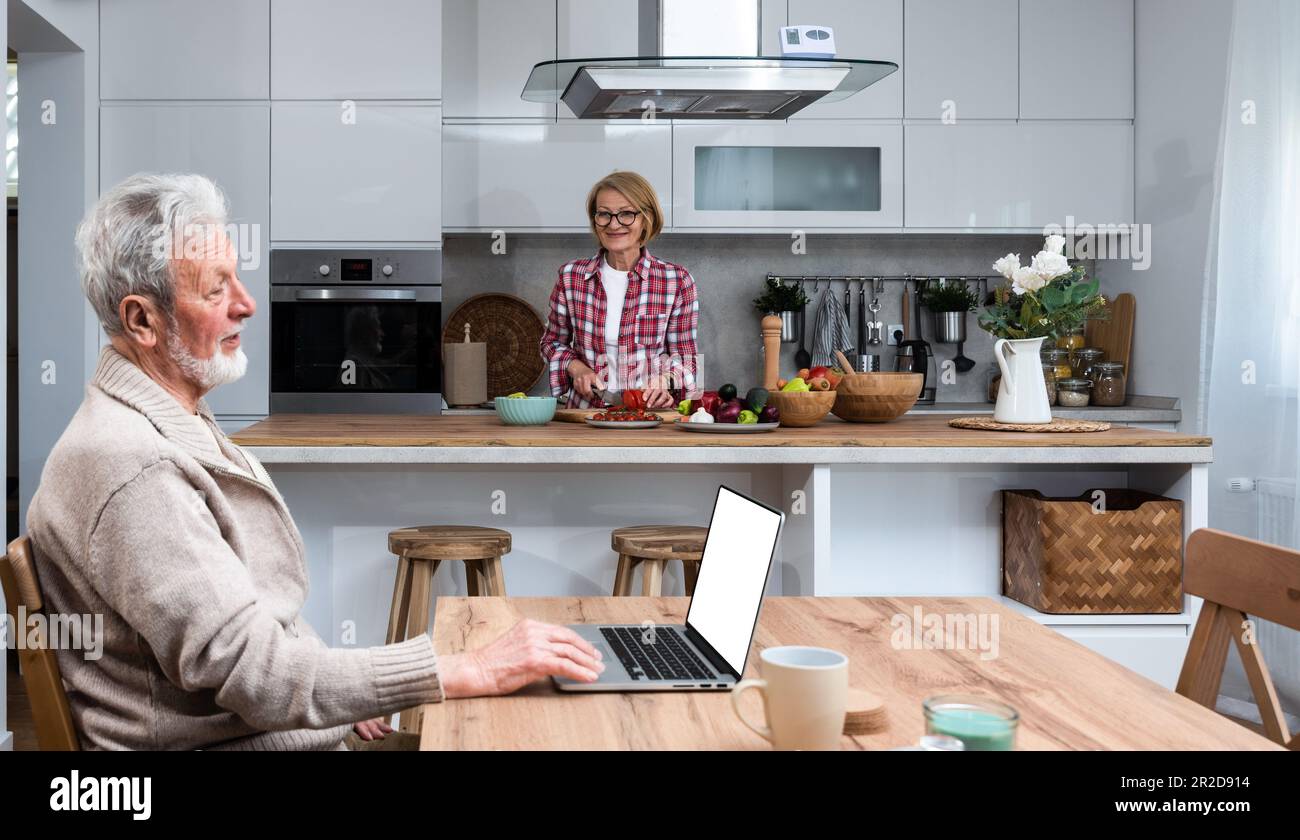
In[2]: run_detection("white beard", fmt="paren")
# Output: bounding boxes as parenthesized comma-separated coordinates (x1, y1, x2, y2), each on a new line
(168, 330, 248, 390)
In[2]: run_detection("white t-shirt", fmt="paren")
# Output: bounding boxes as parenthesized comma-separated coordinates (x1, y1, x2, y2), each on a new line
(599, 257, 630, 389)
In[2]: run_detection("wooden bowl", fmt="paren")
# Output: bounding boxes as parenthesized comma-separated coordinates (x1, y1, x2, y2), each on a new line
(765, 390, 837, 427)
(830, 373, 923, 423)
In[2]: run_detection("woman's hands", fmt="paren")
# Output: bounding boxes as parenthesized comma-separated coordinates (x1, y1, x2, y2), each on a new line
(640, 388, 676, 409)
(566, 359, 605, 400)
(353, 717, 395, 741)
(438, 619, 605, 698)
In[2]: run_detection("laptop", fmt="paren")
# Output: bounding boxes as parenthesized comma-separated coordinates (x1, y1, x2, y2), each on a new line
(555, 485, 785, 692)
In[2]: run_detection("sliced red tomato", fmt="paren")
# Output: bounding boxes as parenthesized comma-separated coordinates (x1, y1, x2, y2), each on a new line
(623, 389, 645, 411)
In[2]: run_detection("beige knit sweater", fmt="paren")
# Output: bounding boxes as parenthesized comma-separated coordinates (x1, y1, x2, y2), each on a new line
(27, 347, 443, 750)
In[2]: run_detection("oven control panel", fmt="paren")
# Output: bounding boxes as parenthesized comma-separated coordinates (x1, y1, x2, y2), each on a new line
(271, 249, 441, 286)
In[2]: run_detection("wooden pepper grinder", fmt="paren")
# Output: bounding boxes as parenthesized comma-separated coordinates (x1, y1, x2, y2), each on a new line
(761, 314, 783, 390)
(443, 322, 487, 408)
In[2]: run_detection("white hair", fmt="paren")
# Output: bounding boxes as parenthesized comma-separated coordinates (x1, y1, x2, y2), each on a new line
(75, 172, 230, 336)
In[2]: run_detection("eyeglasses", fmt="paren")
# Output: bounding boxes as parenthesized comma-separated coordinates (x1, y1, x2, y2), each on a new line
(593, 210, 641, 227)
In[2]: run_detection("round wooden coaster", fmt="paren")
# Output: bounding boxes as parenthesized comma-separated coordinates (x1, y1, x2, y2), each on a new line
(949, 416, 1111, 433)
(843, 689, 887, 735)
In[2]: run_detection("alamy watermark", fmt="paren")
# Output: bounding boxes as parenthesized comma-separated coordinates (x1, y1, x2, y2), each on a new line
(0, 606, 103, 661)
(149, 222, 262, 272)
(890, 605, 1000, 661)
(1044, 217, 1151, 270)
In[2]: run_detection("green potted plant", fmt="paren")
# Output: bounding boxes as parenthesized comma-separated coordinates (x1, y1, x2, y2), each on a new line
(753, 277, 810, 343)
(920, 280, 981, 345)
(979, 236, 1108, 424)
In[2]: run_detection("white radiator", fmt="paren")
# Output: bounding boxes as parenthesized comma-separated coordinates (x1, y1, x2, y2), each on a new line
(1236, 477, 1300, 726)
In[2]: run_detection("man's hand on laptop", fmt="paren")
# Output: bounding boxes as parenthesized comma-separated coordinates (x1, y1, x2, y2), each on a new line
(439, 619, 605, 698)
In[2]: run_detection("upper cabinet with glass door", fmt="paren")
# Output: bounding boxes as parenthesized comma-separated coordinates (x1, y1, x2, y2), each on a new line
(673, 122, 902, 230)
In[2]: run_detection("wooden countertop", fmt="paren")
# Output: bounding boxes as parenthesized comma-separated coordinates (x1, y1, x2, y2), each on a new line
(418, 597, 1279, 751)
(232, 413, 1210, 449)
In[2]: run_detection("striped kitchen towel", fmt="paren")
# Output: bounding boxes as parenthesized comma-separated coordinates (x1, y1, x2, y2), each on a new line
(811, 285, 853, 368)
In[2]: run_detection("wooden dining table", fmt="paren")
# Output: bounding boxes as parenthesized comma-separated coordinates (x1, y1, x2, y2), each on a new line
(417, 596, 1282, 750)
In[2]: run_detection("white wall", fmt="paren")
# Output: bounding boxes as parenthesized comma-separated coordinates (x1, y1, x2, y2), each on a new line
(1094, 0, 1234, 433)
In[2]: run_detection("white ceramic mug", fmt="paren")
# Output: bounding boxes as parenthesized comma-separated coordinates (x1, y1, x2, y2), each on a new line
(731, 646, 849, 750)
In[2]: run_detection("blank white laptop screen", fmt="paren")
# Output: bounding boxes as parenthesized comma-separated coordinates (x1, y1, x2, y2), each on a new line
(685, 486, 784, 677)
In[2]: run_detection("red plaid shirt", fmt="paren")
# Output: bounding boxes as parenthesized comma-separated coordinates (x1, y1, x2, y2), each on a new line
(540, 249, 699, 408)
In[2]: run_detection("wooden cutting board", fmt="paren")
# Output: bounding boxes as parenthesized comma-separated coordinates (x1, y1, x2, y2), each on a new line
(554, 408, 682, 424)
(1085, 293, 1136, 391)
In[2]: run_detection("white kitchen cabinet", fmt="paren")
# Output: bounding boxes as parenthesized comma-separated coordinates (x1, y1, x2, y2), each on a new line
(271, 0, 441, 99)
(271, 102, 441, 243)
(787, 0, 902, 119)
(904, 122, 1134, 229)
(672, 122, 902, 229)
(443, 0, 556, 120)
(100, 104, 271, 416)
(904, 0, 1018, 120)
(1020, 0, 1134, 119)
(558, 0, 639, 59)
(101, 0, 270, 99)
(442, 122, 671, 230)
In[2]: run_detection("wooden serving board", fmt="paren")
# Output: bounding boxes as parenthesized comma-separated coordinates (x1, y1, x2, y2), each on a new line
(554, 408, 681, 424)
(1086, 292, 1136, 389)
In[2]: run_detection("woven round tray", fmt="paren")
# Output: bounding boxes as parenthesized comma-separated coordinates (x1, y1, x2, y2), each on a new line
(442, 294, 546, 398)
(949, 416, 1112, 433)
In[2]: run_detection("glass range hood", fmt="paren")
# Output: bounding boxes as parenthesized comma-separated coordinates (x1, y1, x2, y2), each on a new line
(523, 56, 898, 120)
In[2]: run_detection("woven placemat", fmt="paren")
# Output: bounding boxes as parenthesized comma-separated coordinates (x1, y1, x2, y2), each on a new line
(949, 416, 1112, 433)
(442, 294, 546, 398)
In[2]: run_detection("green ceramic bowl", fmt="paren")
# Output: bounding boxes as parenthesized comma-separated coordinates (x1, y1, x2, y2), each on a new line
(494, 396, 557, 425)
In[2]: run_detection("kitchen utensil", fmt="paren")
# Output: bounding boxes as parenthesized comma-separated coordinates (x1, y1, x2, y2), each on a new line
(855, 354, 882, 372)
(494, 396, 557, 425)
(761, 313, 783, 390)
(953, 341, 976, 374)
(764, 390, 836, 427)
(1085, 292, 1135, 397)
(794, 301, 812, 371)
(856, 279, 867, 353)
(443, 322, 488, 407)
(901, 286, 911, 341)
(443, 293, 546, 397)
(585, 418, 662, 429)
(595, 387, 624, 408)
(676, 421, 780, 433)
(867, 282, 883, 347)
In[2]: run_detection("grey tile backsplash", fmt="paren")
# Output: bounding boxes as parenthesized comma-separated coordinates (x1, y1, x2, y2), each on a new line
(443, 233, 1083, 402)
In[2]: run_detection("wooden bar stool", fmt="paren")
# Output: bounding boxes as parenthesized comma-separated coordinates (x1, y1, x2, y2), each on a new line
(611, 525, 708, 597)
(385, 525, 511, 734)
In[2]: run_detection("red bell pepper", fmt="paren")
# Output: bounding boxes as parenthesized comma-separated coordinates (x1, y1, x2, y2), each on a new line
(623, 389, 645, 411)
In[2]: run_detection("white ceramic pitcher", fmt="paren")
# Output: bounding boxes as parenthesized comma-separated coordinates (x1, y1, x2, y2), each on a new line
(993, 337, 1052, 424)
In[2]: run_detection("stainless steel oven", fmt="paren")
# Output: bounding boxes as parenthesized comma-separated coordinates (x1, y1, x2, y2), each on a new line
(270, 249, 442, 414)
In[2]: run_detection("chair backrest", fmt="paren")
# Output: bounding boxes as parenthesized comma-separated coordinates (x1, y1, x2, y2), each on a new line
(0, 535, 80, 750)
(1176, 528, 1300, 750)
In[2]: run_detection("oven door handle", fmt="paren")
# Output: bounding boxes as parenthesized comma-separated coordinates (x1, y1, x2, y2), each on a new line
(293, 288, 418, 301)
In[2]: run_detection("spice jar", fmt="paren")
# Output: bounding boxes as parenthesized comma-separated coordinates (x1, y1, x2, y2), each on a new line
(1090, 361, 1126, 407)
(1040, 348, 1072, 383)
(1070, 347, 1105, 381)
(1056, 324, 1086, 352)
(1042, 364, 1058, 406)
(1057, 378, 1092, 407)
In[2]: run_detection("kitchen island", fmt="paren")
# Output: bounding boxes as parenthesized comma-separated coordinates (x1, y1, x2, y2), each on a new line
(232, 414, 1210, 688)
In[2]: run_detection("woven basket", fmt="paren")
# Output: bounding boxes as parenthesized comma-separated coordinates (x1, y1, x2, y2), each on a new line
(1002, 489, 1183, 614)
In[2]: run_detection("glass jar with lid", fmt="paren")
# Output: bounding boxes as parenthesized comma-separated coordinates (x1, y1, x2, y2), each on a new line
(1040, 347, 1072, 383)
(1042, 364, 1058, 406)
(1056, 324, 1086, 352)
(1090, 361, 1127, 407)
(1057, 378, 1092, 407)
(1070, 347, 1105, 381)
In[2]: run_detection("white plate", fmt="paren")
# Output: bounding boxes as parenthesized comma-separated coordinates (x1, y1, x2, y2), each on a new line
(675, 421, 780, 433)
(585, 418, 663, 429)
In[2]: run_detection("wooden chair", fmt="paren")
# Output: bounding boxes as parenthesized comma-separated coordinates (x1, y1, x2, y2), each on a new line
(0, 536, 80, 751)
(611, 525, 707, 597)
(385, 525, 512, 735)
(1176, 528, 1300, 749)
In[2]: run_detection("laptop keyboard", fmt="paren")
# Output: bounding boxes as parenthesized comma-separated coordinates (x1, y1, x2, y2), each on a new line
(599, 626, 718, 682)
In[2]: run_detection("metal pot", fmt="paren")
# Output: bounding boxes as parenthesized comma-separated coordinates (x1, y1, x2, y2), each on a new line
(779, 309, 801, 343)
(933, 310, 967, 345)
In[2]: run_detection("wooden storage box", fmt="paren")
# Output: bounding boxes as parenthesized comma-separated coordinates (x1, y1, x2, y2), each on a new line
(1002, 489, 1183, 614)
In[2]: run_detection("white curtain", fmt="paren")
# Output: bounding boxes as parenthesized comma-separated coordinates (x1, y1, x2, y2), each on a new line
(1206, 0, 1300, 724)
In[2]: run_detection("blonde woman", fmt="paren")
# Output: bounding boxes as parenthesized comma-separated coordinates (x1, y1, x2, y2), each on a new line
(539, 171, 699, 409)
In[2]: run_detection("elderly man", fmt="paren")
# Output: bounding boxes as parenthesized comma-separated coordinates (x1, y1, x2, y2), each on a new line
(27, 173, 603, 750)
